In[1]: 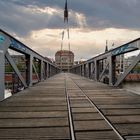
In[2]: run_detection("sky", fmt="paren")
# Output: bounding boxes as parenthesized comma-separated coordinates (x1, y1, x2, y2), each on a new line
(0, 0, 140, 60)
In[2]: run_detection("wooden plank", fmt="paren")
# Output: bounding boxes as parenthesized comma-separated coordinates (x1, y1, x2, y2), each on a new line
(102, 109, 140, 115)
(71, 103, 92, 108)
(1, 73, 140, 139)
(0, 127, 70, 139)
(0, 74, 71, 139)
(75, 131, 120, 140)
(72, 107, 97, 113)
(0, 111, 67, 119)
(115, 124, 140, 136)
(0, 118, 69, 128)
(125, 135, 140, 140)
(108, 115, 140, 124)
(73, 113, 103, 121)
(0, 102, 67, 107)
(0, 106, 67, 112)
(74, 120, 112, 131)
(98, 104, 140, 109)
(68, 73, 140, 139)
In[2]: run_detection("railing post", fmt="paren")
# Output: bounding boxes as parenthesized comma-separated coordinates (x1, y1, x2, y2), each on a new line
(41, 60, 44, 81)
(0, 47, 5, 100)
(82, 64, 84, 76)
(84, 64, 86, 77)
(47, 63, 50, 78)
(95, 60, 99, 81)
(91, 62, 95, 79)
(88, 63, 91, 78)
(26, 54, 33, 86)
(109, 56, 116, 86)
(0, 32, 11, 101)
(44, 63, 47, 80)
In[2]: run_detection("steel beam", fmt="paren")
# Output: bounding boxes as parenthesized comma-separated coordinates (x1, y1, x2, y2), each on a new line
(115, 53, 140, 86)
(40, 60, 44, 81)
(47, 63, 49, 78)
(95, 60, 99, 81)
(0, 29, 59, 71)
(0, 52, 5, 101)
(0, 32, 11, 101)
(109, 56, 116, 86)
(26, 54, 33, 86)
(44, 63, 47, 79)
(32, 62, 40, 82)
(5, 52, 28, 88)
(99, 62, 109, 82)
(29, 55, 33, 86)
(0, 29, 59, 101)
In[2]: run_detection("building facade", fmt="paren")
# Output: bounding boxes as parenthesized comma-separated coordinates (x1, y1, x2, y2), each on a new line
(55, 50, 74, 71)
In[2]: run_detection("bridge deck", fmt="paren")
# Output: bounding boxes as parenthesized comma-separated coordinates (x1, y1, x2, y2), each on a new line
(0, 73, 140, 140)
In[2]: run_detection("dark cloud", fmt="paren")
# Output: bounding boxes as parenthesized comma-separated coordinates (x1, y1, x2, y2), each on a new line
(0, 0, 140, 37)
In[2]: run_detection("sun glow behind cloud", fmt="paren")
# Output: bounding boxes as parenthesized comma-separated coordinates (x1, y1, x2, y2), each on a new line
(25, 5, 61, 15)
(17, 28, 140, 60)
(0, 0, 140, 60)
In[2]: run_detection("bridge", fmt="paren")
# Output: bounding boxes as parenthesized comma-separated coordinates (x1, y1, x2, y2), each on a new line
(0, 29, 140, 140)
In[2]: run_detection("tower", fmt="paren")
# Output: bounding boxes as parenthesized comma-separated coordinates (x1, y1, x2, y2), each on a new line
(105, 40, 108, 52)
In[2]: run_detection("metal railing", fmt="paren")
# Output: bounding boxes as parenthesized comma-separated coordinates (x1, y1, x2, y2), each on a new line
(0, 29, 60, 101)
(70, 38, 140, 87)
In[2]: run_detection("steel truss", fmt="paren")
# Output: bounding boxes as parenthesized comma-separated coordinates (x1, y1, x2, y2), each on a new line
(71, 38, 140, 87)
(0, 29, 60, 101)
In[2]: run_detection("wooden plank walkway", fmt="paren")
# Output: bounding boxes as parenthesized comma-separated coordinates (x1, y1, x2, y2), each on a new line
(0, 73, 140, 140)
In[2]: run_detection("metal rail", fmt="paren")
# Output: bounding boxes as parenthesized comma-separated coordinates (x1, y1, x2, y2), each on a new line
(64, 74, 76, 140)
(70, 38, 140, 87)
(0, 29, 60, 101)
(69, 76, 125, 140)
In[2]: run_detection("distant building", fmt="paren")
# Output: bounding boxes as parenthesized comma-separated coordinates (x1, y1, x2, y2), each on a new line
(5, 55, 26, 91)
(55, 50, 74, 71)
(115, 54, 124, 74)
(74, 59, 86, 65)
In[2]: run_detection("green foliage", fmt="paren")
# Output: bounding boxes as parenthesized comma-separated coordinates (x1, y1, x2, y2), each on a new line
(5, 65, 13, 72)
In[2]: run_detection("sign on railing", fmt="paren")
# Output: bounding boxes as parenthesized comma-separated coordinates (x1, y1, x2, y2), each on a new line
(112, 40, 140, 56)
(0, 35, 5, 44)
(10, 38, 26, 52)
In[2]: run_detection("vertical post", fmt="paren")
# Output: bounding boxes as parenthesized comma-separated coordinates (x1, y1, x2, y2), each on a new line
(44, 63, 47, 80)
(0, 32, 11, 101)
(88, 63, 91, 78)
(109, 56, 116, 86)
(47, 63, 50, 78)
(81, 66, 83, 76)
(80, 65, 82, 76)
(29, 55, 33, 86)
(78, 66, 80, 75)
(82, 64, 84, 76)
(86, 63, 89, 78)
(40, 60, 44, 81)
(26, 54, 33, 86)
(91, 62, 94, 79)
(51, 66, 54, 76)
(95, 60, 99, 81)
(0, 48, 5, 100)
(48, 63, 50, 78)
(37, 59, 41, 81)
(79, 66, 81, 75)
(49, 65, 51, 77)
(84, 64, 86, 77)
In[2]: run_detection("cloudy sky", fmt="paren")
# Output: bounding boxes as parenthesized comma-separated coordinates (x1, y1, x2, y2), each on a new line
(0, 0, 140, 60)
